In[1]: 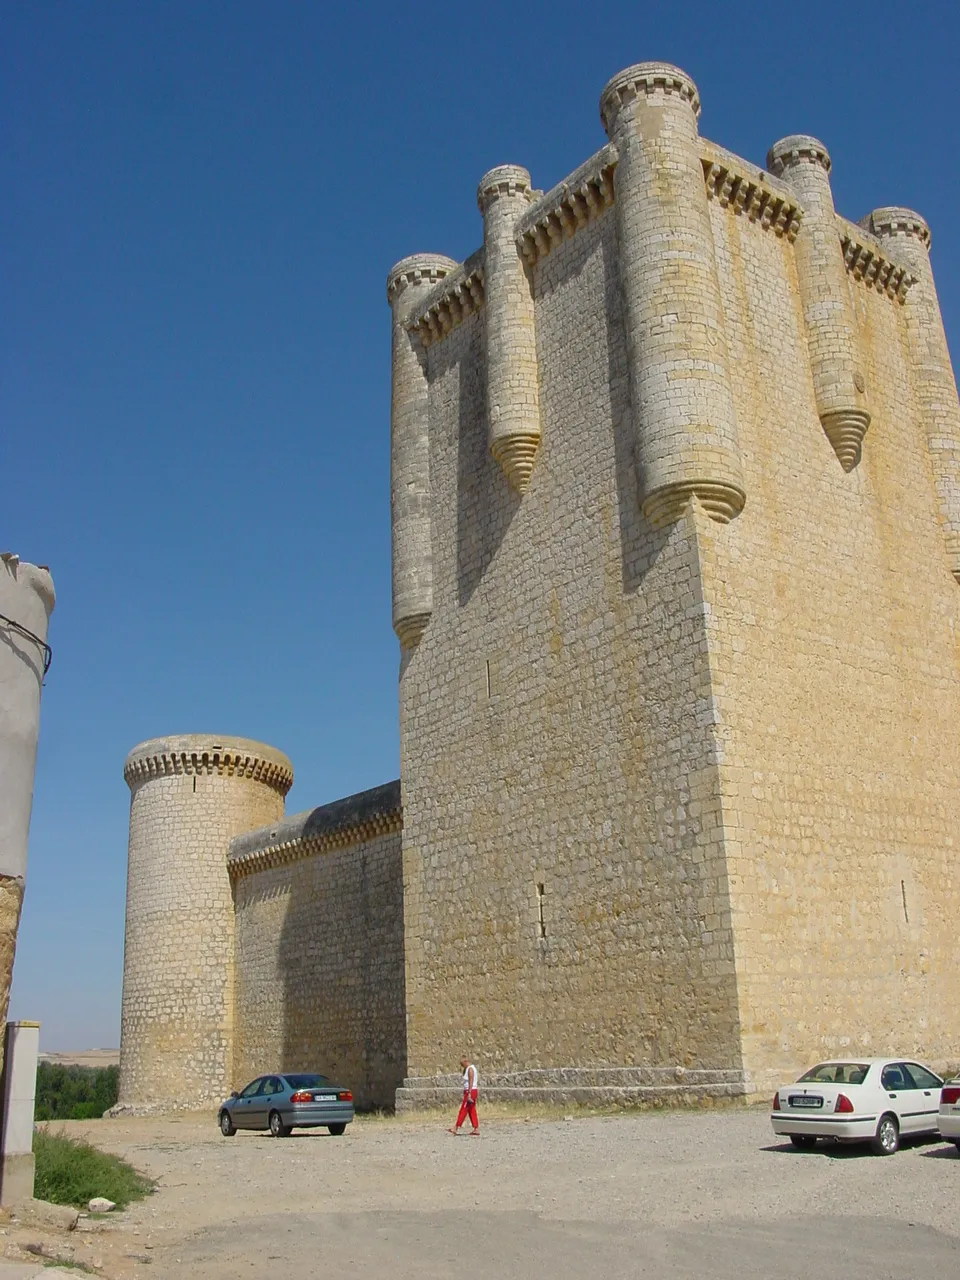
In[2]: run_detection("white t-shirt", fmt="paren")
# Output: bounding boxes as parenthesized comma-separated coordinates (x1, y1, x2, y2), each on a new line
(462, 1063, 478, 1092)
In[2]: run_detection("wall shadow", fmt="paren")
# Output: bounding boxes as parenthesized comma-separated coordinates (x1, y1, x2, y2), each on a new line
(449, 318, 523, 607)
(602, 226, 672, 592)
(269, 797, 407, 1111)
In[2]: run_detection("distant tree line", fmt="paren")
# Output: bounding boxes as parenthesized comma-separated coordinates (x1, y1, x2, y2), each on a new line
(35, 1063, 119, 1121)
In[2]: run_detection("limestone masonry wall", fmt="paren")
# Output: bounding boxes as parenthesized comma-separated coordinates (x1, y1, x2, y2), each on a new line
(118, 56, 960, 1116)
(391, 58, 960, 1101)
(230, 783, 404, 1109)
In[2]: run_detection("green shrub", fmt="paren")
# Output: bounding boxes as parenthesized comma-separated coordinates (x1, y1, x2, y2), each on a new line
(33, 1129, 154, 1210)
(35, 1064, 118, 1121)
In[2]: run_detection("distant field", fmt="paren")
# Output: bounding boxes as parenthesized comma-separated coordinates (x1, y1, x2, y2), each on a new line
(39, 1049, 120, 1069)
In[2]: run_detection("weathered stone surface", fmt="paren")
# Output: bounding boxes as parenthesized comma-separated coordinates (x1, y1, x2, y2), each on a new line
(14, 1199, 78, 1231)
(230, 785, 404, 1109)
(117, 56, 960, 1114)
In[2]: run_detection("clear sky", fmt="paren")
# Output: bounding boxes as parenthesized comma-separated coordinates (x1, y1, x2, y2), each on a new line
(4, 0, 958, 1050)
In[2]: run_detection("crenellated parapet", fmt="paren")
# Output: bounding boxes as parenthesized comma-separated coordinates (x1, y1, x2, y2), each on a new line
(410, 251, 485, 349)
(768, 135, 871, 472)
(228, 780, 402, 881)
(839, 217, 916, 301)
(863, 207, 960, 583)
(387, 253, 459, 648)
(702, 144, 802, 240)
(516, 147, 616, 267)
(123, 734, 293, 796)
(602, 61, 746, 528)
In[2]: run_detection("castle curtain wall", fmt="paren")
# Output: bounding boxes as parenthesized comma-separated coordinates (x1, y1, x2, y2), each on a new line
(230, 790, 405, 1109)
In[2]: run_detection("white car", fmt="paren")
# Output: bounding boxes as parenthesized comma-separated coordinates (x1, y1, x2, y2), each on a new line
(938, 1078, 960, 1150)
(770, 1058, 943, 1155)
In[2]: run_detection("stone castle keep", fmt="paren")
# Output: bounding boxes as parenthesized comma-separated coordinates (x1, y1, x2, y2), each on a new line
(118, 61, 960, 1112)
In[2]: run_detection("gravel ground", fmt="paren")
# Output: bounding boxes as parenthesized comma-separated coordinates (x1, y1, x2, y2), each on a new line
(22, 1107, 960, 1279)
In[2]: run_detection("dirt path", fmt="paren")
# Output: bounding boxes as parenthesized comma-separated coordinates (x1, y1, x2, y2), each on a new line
(17, 1108, 960, 1278)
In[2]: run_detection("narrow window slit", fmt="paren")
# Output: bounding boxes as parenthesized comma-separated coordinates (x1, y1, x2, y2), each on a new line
(485, 659, 492, 698)
(900, 879, 909, 924)
(536, 882, 546, 938)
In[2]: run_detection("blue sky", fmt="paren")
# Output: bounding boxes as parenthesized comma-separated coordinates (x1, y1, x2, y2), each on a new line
(4, 0, 958, 1050)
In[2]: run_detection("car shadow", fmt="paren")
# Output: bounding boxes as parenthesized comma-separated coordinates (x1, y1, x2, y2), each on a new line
(917, 1145, 960, 1160)
(763, 1134, 948, 1160)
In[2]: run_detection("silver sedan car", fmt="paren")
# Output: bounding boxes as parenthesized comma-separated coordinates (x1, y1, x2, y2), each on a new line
(219, 1073, 355, 1138)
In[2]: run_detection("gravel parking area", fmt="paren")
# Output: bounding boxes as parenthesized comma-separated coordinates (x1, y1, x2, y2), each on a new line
(22, 1107, 960, 1279)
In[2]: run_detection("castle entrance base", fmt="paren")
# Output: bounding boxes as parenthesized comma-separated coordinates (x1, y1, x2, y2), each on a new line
(395, 1066, 753, 1113)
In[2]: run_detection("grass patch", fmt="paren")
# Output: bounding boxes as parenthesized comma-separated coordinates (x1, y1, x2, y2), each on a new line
(34, 1129, 154, 1210)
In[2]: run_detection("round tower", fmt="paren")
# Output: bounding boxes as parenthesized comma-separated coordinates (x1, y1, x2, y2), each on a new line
(118, 734, 293, 1109)
(862, 207, 960, 583)
(768, 136, 871, 471)
(387, 253, 458, 649)
(601, 62, 745, 528)
(478, 165, 542, 493)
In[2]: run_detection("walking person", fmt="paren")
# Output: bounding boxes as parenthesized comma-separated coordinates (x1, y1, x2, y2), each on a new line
(449, 1058, 479, 1135)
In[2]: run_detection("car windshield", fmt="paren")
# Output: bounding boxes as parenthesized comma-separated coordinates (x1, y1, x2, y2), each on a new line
(282, 1074, 331, 1089)
(798, 1062, 870, 1085)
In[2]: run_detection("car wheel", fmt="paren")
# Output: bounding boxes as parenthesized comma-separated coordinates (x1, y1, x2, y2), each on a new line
(871, 1113, 899, 1156)
(269, 1110, 290, 1138)
(219, 1111, 236, 1137)
(789, 1134, 817, 1150)
(327, 1123, 347, 1137)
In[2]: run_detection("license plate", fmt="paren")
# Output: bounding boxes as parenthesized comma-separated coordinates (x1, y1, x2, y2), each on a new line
(315, 1094, 337, 1102)
(789, 1096, 822, 1108)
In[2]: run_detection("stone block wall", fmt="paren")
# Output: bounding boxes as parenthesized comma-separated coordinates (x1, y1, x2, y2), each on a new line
(705, 192, 960, 1091)
(399, 202, 746, 1091)
(392, 61, 960, 1100)
(230, 783, 405, 1108)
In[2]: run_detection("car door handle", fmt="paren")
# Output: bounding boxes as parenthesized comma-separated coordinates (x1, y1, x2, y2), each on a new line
(924, 1091, 932, 1096)
(888, 1093, 897, 1098)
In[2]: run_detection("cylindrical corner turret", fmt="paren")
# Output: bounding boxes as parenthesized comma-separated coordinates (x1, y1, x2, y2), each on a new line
(768, 136, 870, 472)
(478, 164, 542, 494)
(387, 253, 458, 649)
(118, 734, 293, 1110)
(0, 556, 54, 1069)
(863, 207, 960, 582)
(601, 62, 745, 528)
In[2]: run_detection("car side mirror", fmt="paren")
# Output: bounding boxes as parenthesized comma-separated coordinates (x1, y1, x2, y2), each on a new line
(230, 1091, 239, 1099)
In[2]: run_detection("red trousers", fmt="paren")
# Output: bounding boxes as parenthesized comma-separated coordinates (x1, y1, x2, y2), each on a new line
(455, 1089, 479, 1130)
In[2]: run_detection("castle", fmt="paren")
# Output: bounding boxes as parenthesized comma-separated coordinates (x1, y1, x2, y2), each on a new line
(117, 61, 960, 1113)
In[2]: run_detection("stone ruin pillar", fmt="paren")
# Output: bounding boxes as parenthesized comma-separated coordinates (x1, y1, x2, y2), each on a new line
(0, 555, 55, 1071)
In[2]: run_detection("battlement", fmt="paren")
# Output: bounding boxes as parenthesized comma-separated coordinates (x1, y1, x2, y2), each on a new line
(861, 206, 932, 250)
(123, 733, 294, 796)
(839, 216, 916, 300)
(599, 61, 701, 131)
(228, 780, 402, 879)
(767, 134, 831, 176)
(386, 254, 458, 308)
